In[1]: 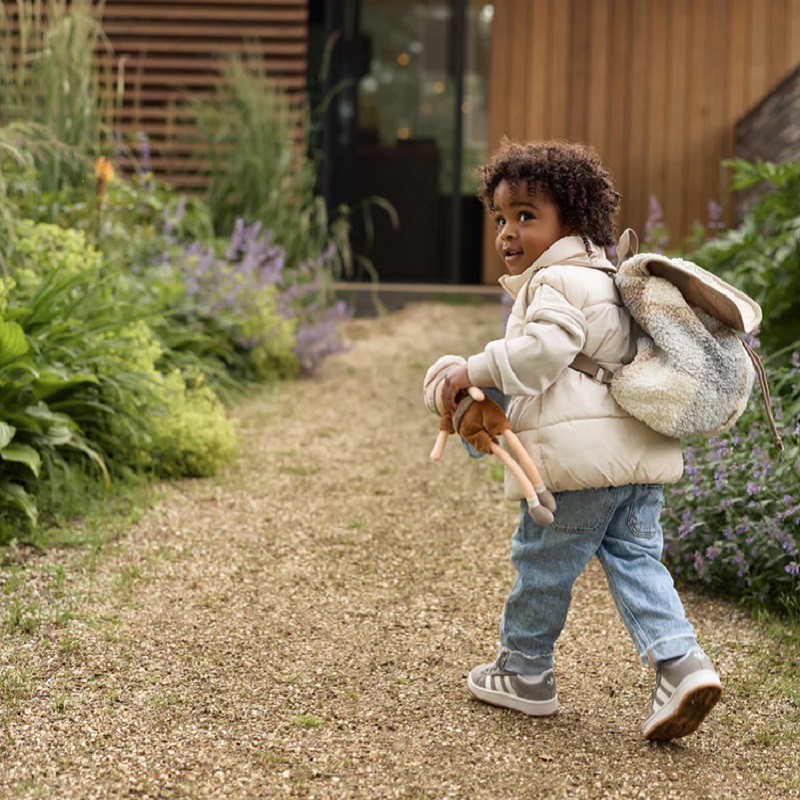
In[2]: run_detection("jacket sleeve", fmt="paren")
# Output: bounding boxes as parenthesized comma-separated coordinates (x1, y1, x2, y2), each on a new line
(466, 283, 587, 396)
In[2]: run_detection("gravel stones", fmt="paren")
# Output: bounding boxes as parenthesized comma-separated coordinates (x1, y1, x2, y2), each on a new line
(1, 302, 798, 799)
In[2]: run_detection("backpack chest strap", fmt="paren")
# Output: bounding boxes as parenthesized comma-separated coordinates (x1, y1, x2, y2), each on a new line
(570, 353, 615, 385)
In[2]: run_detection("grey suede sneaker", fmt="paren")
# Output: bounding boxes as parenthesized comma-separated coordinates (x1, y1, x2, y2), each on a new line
(467, 662, 558, 716)
(642, 649, 722, 741)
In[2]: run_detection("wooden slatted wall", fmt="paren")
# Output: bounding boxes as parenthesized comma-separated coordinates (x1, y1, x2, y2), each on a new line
(101, 0, 307, 190)
(484, 0, 800, 283)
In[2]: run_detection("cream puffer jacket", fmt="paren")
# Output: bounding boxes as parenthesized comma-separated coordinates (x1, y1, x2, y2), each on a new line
(466, 236, 684, 498)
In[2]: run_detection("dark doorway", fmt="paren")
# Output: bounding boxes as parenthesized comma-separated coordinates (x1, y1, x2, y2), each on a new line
(309, 0, 493, 284)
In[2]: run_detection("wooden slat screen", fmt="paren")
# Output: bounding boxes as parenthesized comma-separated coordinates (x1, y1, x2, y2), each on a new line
(484, 0, 800, 283)
(101, 0, 308, 191)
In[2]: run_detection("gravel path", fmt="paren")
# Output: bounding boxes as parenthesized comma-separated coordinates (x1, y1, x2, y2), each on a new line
(1, 301, 798, 799)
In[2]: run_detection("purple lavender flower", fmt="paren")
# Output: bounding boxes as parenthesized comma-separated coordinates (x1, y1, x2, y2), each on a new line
(166, 217, 350, 377)
(643, 196, 669, 252)
(707, 199, 725, 232)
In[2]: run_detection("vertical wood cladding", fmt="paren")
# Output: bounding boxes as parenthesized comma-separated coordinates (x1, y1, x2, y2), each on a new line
(483, 0, 800, 283)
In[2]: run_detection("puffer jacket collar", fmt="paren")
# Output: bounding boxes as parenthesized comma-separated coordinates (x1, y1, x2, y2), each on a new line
(498, 235, 614, 300)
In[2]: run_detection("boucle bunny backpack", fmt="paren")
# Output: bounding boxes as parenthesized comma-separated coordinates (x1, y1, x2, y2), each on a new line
(570, 229, 783, 450)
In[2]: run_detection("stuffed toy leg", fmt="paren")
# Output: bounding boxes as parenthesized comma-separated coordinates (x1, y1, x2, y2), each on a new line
(423, 356, 556, 526)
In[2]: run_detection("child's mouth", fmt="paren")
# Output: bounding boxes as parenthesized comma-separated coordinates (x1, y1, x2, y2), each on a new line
(504, 249, 523, 264)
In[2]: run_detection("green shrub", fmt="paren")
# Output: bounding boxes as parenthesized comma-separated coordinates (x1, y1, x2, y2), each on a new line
(0, 220, 239, 528)
(143, 368, 238, 478)
(9, 219, 101, 296)
(691, 159, 800, 354)
(99, 321, 238, 478)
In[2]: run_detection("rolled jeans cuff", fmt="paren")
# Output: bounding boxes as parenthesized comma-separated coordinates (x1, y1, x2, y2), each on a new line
(642, 634, 699, 667)
(497, 646, 553, 675)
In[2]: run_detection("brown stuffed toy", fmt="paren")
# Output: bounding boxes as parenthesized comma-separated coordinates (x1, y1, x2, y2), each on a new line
(424, 356, 556, 526)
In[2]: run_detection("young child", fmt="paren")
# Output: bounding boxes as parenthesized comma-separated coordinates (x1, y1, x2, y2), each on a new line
(436, 140, 722, 741)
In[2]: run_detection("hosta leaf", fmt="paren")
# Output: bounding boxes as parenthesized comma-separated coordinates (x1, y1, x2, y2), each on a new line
(0, 443, 41, 477)
(0, 421, 16, 450)
(0, 480, 38, 523)
(32, 369, 99, 401)
(0, 320, 29, 366)
(33, 424, 74, 447)
(24, 402, 78, 429)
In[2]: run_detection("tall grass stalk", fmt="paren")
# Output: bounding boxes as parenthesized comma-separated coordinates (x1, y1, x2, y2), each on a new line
(191, 55, 353, 284)
(0, 0, 116, 192)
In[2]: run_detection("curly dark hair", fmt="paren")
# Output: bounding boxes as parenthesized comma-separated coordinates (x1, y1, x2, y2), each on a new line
(477, 139, 620, 247)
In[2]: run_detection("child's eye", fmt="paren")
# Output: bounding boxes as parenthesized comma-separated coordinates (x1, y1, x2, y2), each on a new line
(494, 216, 506, 229)
(519, 211, 534, 222)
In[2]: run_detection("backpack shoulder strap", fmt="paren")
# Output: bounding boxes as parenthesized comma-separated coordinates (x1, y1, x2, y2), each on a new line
(740, 338, 784, 450)
(567, 229, 638, 381)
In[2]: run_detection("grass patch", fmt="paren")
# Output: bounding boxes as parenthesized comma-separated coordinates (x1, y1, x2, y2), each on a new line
(488, 462, 504, 483)
(292, 713, 324, 728)
(714, 606, 800, 749)
(0, 476, 159, 552)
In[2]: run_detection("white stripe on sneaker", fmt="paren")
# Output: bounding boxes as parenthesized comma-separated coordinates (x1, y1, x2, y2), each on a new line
(656, 686, 671, 705)
(501, 675, 513, 695)
(660, 676, 676, 694)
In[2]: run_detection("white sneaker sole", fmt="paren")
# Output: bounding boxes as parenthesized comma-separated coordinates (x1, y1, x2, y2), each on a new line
(642, 669, 722, 741)
(467, 675, 559, 716)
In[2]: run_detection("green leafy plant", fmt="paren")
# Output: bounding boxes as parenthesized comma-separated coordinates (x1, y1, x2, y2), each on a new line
(0, 220, 239, 531)
(691, 159, 800, 354)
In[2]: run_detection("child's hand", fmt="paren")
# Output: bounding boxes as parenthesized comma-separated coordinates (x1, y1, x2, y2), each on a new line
(441, 364, 473, 412)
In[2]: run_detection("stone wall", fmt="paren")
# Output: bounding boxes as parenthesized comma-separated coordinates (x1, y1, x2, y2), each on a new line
(734, 63, 800, 220)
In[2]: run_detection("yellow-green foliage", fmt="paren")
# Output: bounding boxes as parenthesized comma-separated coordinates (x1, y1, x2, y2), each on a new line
(146, 369, 239, 477)
(104, 322, 238, 477)
(11, 220, 101, 271)
(239, 286, 299, 383)
(10, 220, 101, 297)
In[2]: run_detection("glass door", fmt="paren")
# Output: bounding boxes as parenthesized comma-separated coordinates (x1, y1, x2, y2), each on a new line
(312, 0, 492, 284)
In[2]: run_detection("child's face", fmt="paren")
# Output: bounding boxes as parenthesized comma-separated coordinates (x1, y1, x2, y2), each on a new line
(491, 180, 571, 274)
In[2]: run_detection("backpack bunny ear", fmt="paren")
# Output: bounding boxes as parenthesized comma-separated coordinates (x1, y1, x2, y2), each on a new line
(641, 256, 762, 334)
(615, 228, 639, 264)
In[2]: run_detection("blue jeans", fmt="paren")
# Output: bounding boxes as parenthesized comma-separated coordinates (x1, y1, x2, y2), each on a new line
(498, 484, 698, 674)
